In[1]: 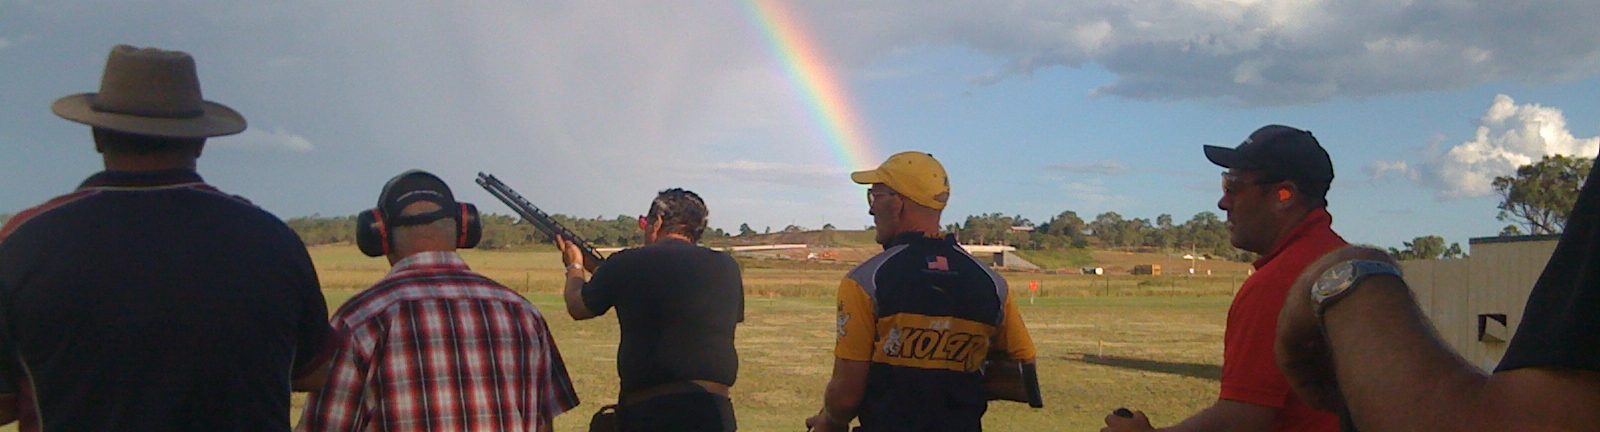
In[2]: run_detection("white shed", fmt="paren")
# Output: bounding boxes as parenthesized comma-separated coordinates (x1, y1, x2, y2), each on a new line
(1399, 235, 1560, 371)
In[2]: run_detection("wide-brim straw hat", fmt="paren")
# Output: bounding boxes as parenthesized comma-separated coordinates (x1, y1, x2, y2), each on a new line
(52, 45, 246, 138)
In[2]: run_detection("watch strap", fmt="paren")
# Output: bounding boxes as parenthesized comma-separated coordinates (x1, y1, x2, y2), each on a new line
(1312, 259, 1402, 318)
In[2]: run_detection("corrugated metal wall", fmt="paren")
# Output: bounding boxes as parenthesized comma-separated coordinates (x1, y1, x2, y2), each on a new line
(1397, 237, 1558, 371)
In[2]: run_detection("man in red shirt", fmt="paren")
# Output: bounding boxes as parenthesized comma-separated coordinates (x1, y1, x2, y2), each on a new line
(1105, 125, 1345, 432)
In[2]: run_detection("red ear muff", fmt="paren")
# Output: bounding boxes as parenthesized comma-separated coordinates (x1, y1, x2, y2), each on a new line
(457, 203, 482, 249)
(1278, 189, 1292, 203)
(355, 209, 390, 257)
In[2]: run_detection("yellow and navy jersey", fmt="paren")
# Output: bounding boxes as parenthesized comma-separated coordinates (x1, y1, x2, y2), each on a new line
(834, 232, 1036, 431)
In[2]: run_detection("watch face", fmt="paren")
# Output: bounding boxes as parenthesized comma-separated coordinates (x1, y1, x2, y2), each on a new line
(1312, 261, 1355, 301)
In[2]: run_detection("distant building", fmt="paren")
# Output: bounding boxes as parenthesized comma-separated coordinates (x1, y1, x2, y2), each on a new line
(1399, 234, 1559, 371)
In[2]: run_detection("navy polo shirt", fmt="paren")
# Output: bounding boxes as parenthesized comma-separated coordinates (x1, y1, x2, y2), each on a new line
(0, 169, 330, 431)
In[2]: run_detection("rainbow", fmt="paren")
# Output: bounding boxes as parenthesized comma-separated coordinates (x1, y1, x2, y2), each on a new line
(743, 0, 878, 171)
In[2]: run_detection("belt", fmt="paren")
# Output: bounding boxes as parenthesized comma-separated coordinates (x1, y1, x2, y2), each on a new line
(619, 380, 731, 406)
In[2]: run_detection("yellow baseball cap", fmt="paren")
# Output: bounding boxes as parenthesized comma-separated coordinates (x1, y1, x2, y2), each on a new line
(850, 151, 950, 210)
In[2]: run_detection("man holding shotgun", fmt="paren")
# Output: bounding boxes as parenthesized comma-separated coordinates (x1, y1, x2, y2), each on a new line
(557, 188, 744, 431)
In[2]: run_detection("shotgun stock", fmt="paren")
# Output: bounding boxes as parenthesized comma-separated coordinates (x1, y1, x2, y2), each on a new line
(983, 351, 1044, 408)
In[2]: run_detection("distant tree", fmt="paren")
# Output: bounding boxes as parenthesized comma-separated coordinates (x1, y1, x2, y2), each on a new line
(704, 227, 729, 240)
(1040, 210, 1086, 243)
(959, 213, 999, 244)
(1152, 214, 1178, 249)
(1409, 236, 1446, 260)
(1089, 212, 1125, 247)
(1180, 211, 1240, 260)
(738, 223, 758, 237)
(1500, 224, 1524, 237)
(284, 214, 359, 246)
(822, 223, 836, 231)
(1493, 155, 1592, 235)
(1443, 242, 1465, 259)
(1119, 217, 1151, 249)
(782, 224, 806, 233)
(1390, 235, 1447, 260)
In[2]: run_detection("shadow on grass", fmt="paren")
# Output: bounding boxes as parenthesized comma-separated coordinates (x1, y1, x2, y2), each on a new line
(1066, 353, 1222, 381)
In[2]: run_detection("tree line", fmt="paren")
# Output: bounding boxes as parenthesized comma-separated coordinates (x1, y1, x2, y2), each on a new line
(285, 213, 729, 250)
(948, 210, 1250, 261)
(5, 156, 1584, 261)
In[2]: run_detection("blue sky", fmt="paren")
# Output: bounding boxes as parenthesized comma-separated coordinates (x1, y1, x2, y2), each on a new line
(3, 1, 1599, 251)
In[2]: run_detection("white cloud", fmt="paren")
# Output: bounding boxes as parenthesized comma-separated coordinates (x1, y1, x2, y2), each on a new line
(1366, 160, 1417, 182)
(1061, 178, 1128, 208)
(796, 0, 1600, 105)
(697, 160, 844, 186)
(217, 127, 314, 153)
(1046, 160, 1129, 176)
(11, 1, 1596, 227)
(1416, 94, 1600, 198)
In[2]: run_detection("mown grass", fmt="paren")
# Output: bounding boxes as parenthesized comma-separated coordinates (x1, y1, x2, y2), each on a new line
(291, 294, 1229, 431)
(3, 246, 1239, 431)
(1014, 248, 1097, 270)
(305, 247, 1236, 431)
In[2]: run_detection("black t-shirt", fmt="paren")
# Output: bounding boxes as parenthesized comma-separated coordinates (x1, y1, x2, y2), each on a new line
(1497, 161, 1600, 373)
(0, 170, 331, 431)
(583, 239, 743, 393)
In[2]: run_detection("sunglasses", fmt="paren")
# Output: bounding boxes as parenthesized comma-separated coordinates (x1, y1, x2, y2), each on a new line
(866, 190, 900, 206)
(1220, 172, 1285, 194)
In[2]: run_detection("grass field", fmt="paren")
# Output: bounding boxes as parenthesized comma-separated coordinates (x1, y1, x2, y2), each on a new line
(4, 246, 1242, 431)
(298, 247, 1239, 431)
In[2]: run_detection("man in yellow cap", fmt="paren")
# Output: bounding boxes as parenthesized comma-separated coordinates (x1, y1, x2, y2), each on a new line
(805, 152, 1037, 432)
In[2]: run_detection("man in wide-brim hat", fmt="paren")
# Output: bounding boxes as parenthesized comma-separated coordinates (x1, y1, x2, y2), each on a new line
(0, 45, 331, 431)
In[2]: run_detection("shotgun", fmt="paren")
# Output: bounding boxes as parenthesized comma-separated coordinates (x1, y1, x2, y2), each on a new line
(983, 351, 1044, 408)
(475, 172, 606, 266)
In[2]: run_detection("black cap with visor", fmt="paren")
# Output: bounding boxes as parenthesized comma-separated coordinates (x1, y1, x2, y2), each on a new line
(1204, 124, 1334, 185)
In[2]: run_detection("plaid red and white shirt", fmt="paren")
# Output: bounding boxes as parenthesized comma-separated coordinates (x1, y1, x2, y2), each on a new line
(298, 251, 579, 432)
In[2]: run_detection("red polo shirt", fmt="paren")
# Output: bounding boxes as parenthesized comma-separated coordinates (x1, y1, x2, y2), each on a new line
(1221, 208, 1346, 432)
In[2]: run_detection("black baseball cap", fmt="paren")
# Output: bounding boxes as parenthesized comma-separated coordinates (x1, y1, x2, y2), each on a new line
(378, 170, 458, 226)
(1204, 124, 1334, 184)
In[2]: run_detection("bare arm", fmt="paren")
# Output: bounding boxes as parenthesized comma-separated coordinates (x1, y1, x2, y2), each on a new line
(806, 358, 870, 431)
(1322, 276, 1600, 431)
(562, 268, 596, 320)
(1103, 399, 1275, 432)
(556, 236, 597, 320)
(0, 394, 15, 425)
(292, 361, 332, 392)
(1162, 400, 1276, 432)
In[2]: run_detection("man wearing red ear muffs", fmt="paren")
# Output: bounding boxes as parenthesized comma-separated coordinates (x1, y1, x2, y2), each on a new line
(1105, 125, 1349, 432)
(297, 170, 579, 432)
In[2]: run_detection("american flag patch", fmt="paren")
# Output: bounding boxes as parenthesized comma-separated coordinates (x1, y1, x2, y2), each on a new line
(927, 256, 949, 271)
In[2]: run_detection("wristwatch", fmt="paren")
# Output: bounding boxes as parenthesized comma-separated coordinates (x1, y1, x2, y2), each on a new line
(1311, 259, 1402, 318)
